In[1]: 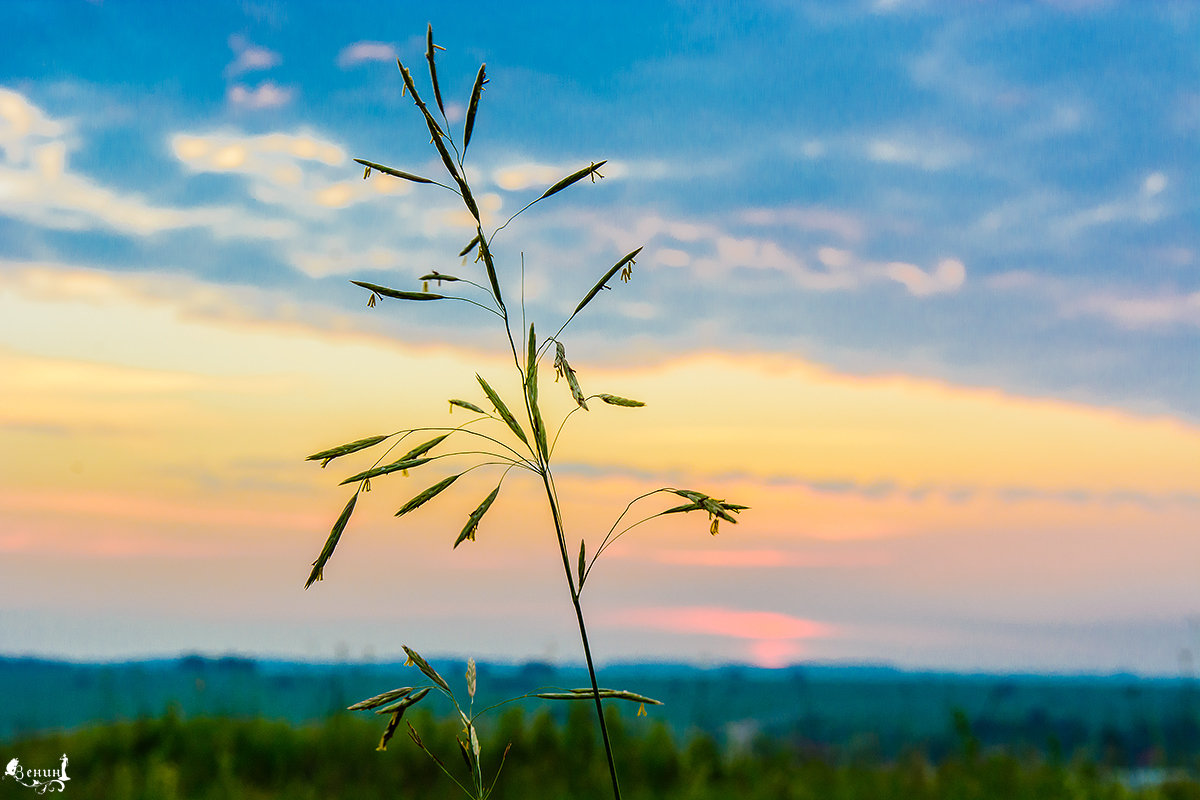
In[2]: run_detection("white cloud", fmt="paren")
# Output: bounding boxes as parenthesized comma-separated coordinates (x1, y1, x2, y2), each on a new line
(579, 205, 966, 297)
(170, 129, 409, 216)
(228, 82, 294, 110)
(741, 206, 866, 242)
(0, 88, 296, 240)
(167, 125, 501, 278)
(799, 139, 825, 158)
(974, 170, 1172, 252)
(881, 258, 966, 296)
(1068, 290, 1200, 330)
(489, 158, 666, 194)
(487, 158, 672, 196)
(225, 35, 281, 78)
(337, 41, 398, 68)
(172, 130, 346, 170)
(1055, 183, 1165, 237)
(689, 229, 965, 296)
(1142, 171, 1167, 197)
(866, 134, 972, 171)
(989, 270, 1200, 330)
(654, 247, 690, 268)
(0, 88, 66, 162)
(492, 161, 565, 192)
(817, 246, 853, 269)
(872, 0, 930, 12)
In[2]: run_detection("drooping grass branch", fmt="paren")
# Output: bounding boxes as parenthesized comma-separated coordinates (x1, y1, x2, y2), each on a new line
(302, 24, 747, 800)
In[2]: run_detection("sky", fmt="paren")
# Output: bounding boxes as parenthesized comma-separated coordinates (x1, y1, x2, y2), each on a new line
(0, 0, 1197, 674)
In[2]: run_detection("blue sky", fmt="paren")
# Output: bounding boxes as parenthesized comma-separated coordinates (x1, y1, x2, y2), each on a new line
(4, 1, 1195, 414)
(1, 1, 1197, 672)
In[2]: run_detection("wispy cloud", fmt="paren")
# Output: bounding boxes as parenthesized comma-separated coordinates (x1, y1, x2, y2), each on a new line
(740, 206, 866, 242)
(227, 81, 294, 110)
(576, 205, 967, 297)
(489, 158, 668, 194)
(865, 132, 973, 172)
(694, 233, 966, 295)
(989, 269, 1200, 331)
(225, 34, 281, 78)
(337, 41, 398, 68)
(1066, 289, 1200, 330)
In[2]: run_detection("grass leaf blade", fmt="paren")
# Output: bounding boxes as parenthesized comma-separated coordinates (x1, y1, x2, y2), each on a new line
(419, 271, 460, 283)
(397, 58, 468, 204)
(340, 457, 432, 485)
(463, 64, 487, 153)
(454, 482, 501, 547)
(458, 234, 482, 258)
(305, 490, 358, 589)
(572, 247, 642, 316)
(351, 280, 444, 301)
(577, 539, 586, 588)
(374, 687, 431, 751)
(400, 433, 450, 461)
(526, 324, 549, 460)
(597, 393, 645, 407)
(348, 686, 415, 711)
(353, 159, 434, 184)
(539, 161, 607, 200)
(477, 231, 504, 309)
(402, 648, 451, 693)
(476, 375, 528, 447)
(306, 434, 390, 465)
(554, 341, 588, 410)
(396, 474, 460, 517)
(533, 688, 663, 705)
(425, 24, 446, 118)
(449, 398, 486, 415)
(526, 323, 537, 392)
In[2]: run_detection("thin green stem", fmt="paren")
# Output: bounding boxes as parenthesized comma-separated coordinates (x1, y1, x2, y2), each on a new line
(445, 294, 505, 319)
(455, 142, 621, 800)
(585, 511, 669, 584)
(546, 392, 636, 458)
(539, 466, 622, 800)
(362, 423, 537, 473)
(415, 736, 474, 798)
(488, 197, 540, 245)
(583, 489, 686, 582)
(599, 489, 674, 547)
(548, 404, 586, 458)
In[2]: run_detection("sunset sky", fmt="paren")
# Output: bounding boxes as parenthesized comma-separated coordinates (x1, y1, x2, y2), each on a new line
(1, 0, 1197, 674)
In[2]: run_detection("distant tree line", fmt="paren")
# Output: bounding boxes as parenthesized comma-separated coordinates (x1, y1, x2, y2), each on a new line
(6, 706, 1200, 800)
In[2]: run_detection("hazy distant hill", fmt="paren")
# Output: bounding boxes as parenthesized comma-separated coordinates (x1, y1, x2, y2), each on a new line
(3, 656, 1198, 765)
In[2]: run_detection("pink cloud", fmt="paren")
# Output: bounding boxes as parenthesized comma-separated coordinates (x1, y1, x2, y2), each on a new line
(657, 549, 794, 568)
(650, 548, 888, 569)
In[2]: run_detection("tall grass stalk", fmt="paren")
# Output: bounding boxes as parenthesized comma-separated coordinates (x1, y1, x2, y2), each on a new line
(303, 26, 746, 800)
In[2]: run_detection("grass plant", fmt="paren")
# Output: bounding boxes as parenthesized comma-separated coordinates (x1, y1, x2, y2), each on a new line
(303, 25, 746, 800)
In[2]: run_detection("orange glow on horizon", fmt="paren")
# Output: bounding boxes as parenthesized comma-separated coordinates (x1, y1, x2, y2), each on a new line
(610, 606, 833, 640)
(605, 606, 833, 667)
